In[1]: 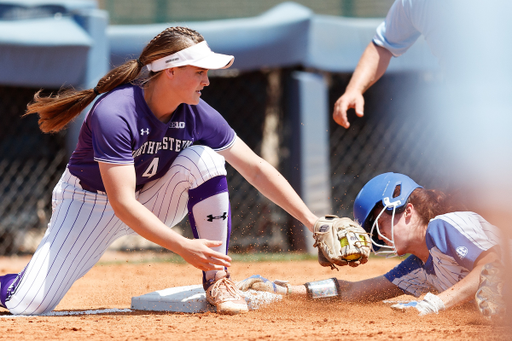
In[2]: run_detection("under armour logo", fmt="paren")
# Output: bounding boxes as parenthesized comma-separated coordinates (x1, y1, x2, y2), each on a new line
(141, 128, 150, 135)
(207, 212, 227, 222)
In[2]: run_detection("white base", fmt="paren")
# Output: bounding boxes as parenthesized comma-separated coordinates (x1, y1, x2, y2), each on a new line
(131, 285, 281, 313)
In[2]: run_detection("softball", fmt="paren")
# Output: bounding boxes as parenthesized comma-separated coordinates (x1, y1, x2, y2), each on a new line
(340, 235, 367, 260)
(342, 253, 361, 261)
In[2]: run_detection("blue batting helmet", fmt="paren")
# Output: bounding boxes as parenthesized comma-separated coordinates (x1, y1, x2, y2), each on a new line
(353, 172, 422, 251)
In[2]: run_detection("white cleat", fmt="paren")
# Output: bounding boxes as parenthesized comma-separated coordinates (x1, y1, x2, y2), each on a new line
(206, 272, 249, 315)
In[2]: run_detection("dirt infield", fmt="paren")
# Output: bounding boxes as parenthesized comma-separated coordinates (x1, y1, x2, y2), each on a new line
(0, 251, 509, 341)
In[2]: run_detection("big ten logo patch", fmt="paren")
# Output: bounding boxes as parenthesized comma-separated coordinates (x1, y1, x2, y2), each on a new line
(170, 122, 185, 129)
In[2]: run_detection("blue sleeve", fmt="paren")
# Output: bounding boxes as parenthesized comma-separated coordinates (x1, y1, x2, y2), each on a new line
(193, 100, 236, 151)
(384, 255, 432, 297)
(373, 0, 422, 56)
(426, 218, 484, 271)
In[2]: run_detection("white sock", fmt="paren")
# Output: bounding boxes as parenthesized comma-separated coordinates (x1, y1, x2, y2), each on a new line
(191, 192, 230, 281)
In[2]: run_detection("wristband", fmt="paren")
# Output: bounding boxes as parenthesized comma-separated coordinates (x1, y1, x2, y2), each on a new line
(274, 279, 292, 295)
(304, 278, 340, 299)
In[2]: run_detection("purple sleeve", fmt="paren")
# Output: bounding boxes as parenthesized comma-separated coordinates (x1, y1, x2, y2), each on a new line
(193, 100, 236, 151)
(426, 219, 483, 270)
(89, 102, 135, 164)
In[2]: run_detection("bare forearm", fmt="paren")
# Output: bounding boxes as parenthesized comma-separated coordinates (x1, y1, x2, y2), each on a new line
(438, 271, 481, 309)
(247, 160, 318, 231)
(346, 42, 393, 95)
(337, 277, 403, 303)
(111, 199, 188, 252)
(220, 138, 318, 230)
(438, 250, 500, 309)
(286, 276, 402, 302)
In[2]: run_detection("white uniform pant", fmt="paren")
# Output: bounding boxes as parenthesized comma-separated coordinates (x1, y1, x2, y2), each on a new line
(5, 146, 227, 315)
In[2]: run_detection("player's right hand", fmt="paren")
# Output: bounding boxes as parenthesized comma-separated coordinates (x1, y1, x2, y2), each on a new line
(178, 239, 232, 271)
(390, 293, 445, 316)
(332, 91, 365, 129)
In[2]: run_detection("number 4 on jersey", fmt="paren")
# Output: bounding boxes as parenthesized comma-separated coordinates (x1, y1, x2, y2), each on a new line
(142, 158, 159, 178)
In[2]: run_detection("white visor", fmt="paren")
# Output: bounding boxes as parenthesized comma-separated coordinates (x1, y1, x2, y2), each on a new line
(146, 41, 234, 72)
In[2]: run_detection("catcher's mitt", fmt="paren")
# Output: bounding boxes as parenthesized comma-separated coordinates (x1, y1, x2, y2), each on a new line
(313, 215, 371, 270)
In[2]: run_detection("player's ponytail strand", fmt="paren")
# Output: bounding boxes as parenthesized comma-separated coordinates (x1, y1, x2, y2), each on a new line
(25, 26, 204, 133)
(408, 188, 467, 225)
(25, 58, 144, 133)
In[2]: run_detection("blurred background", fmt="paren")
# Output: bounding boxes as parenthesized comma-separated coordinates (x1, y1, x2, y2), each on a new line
(0, 0, 500, 257)
(98, 0, 394, 24)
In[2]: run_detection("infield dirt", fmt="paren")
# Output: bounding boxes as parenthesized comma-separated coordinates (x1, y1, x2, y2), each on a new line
(0, 251, 509, 340)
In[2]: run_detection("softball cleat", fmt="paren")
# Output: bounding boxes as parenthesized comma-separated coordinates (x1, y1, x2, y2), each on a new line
(206, 272, 249, 315)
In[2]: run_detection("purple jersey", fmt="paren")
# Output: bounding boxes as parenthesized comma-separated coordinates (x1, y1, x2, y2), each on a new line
(68, 84, 236, 192)
(383, 212, 502, 297)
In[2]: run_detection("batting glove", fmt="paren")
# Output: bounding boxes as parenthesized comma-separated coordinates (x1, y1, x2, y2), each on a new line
(390, 293, 445, 315)
(236, 275, 288, 295)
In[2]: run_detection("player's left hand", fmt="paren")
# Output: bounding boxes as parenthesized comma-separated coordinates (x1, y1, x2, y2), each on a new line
(237, 275, 288, 295)
(390, 293, 445, 315)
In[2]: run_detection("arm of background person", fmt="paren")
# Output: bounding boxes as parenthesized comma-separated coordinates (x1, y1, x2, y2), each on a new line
(437, 248, 501, 309)
(218, 136, 319, 232)
(332, 42, 393, 128)
(99, 162, 232, 271)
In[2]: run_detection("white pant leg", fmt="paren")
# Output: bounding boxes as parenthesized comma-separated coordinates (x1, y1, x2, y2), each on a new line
(6, 145, 227, 315)
(6, 170, 130, 315)
(137, 145, 227, 227)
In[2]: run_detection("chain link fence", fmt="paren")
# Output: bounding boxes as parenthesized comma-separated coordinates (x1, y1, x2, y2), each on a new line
(0, 86, 67, 255)
(0, 68, 449, 255)
(327, 72, 451, 218)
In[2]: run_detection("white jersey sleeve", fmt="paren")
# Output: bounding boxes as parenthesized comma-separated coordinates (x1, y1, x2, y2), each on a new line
(384, 212, 503, 296)
(373, 0, 452, 59)
(373, 0, 422, 57)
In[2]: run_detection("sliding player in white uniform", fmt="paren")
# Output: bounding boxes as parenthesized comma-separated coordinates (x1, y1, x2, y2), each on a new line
(0, 26, 320, 316)
(238, 173, 505, 318)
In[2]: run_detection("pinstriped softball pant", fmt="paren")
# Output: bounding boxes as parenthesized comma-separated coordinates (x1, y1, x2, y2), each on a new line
(3, 145, 229, 315)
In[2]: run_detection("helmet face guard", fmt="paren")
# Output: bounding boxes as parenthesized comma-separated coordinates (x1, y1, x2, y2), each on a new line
(368, 197, 403, 256)
(353, 173, 422, 256)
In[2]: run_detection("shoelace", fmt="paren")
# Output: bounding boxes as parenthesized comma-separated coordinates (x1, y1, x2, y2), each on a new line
(210, 278, 242, 301)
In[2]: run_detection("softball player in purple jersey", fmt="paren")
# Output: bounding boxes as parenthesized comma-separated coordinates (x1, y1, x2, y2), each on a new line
(0, 27, 320, 316)
(239, 173, 505, 317)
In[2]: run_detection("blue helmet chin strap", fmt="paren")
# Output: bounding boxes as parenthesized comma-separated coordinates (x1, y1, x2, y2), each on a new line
(369, 197, 402, 257)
